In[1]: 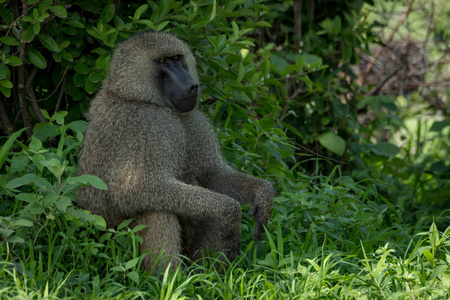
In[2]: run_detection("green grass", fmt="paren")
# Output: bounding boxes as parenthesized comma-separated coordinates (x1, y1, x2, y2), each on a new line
(1, 176, 449, 299)
(1, 117, 449, 299)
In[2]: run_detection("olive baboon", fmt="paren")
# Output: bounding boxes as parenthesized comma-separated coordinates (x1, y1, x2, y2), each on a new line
(76, 31, 274, 272)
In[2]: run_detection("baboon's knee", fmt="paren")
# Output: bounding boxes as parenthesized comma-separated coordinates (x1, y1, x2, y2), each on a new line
(133, 212, 182, 273)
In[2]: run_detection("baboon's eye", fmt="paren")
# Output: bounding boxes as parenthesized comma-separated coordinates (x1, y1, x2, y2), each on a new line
(159, 58, 166, 63)
(173, 55, 180, 61)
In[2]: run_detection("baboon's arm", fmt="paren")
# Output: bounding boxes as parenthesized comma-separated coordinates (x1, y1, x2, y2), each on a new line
(197, 169, 273, 240)
(110, 178, 241, 222)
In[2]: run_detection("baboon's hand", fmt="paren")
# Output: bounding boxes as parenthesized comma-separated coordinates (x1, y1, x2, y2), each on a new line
(248, 181, 274, 241)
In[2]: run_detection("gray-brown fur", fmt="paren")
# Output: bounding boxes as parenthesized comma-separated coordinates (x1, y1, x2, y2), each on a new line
(76, 31, 274, 272)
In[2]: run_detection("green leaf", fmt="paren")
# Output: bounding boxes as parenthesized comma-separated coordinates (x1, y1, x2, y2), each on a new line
(430, 119, 450, 132)
(29, 136, 42, 153)
(423, 249, 435, 267)
(0, 128, 27, 170)
(66, 175, 107, 190)
(0, 36, 20, 46)
(65, 19, 84, 28)
(255, 21, 272, 27)
(134, 4, 148, 20)
(319, 131, 346, 156)
(22, 26, 36, 42)
(33, 22, 41, 34)
(0, 80, 13, 89)
(38, 34, 59, 52)
(283, 122, 303, 138)
(6, 174, 52, 189)
(300, 53, 322, 69)
(270, 54, 288, 75)
(117, 219, 134, 230)
(259, 119, 275, 130)
(6, 56, 23, 66)
(12, 219, 34, 228)
(91, 215, 107, 230)
(74, 63, 90, 75)
(27, 48, 47, 69)
(209, 0, 216, 21)
(127, 271, 139, 284)
(124, 257, 140, 270)
(370, 142, 399, 157)
(67, 120, 87, 133)
(0, 86, 11, 97)
(0, 63, 9, 80)
(237, 61, 244, 83)
(49, 5, 67, 18)
(100, 3, 115, 23)
(55, 196, 72, 212)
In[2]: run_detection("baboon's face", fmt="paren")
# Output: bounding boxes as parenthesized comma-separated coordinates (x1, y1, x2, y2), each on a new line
(155, 54, 198, 113)
(107, 32, 199, 112)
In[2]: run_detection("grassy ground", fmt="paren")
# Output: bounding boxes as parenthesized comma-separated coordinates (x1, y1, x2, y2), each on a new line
(1, 170, 449, 299)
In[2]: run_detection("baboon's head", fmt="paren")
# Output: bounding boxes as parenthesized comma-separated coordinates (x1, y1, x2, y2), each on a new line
(105, 31, 199, 113)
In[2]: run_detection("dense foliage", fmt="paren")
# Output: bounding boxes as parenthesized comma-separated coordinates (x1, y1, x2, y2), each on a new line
(1, 0, 449, 298)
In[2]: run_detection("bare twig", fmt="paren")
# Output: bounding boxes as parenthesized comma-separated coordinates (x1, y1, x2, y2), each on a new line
(294, 0, 302, 45)
(362, 0, 416, 83)
(18, 0, 32, 138)
(24, 67, 46, 123)
(54, 74, 67, 114)
(369, 65, 403, 96)
(0, 97, 14, 135)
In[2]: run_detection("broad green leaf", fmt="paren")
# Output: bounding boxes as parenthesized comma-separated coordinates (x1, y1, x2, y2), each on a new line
(67, 120, 87, 133)
(55, 196, 72, 212)
(91, 215, 106, 230)
(0, 63, 9, 79)
(49, 5, 67, 18)
(16, 193, 41, 203)
(22, 26, 36, 42)
(74, 63, 90, 75)
(12, 219, 34, 227)
(283, 123, 303, 138)
(100, 3, 115, 23)
(370, 142, 399, 157)
(134, 4, 148, 20)
(237, 61, 244, 83)
(6, 56, 23, 66)
(27, 48, 47, 69)
(0, 86, 11, 97)
(319, 131, 346, 156)
(259, 119, 275, 130)
(270, 54, 288, 75)
(0, 128, 27, 170)
(117, 219, 134, 230)
(38, 34, 59, 52)
(209, 0, 216, 21)
(423, 249, 435, 267)
(66, 175, 107, 190)
(0, 80, 13, 88)
(6, 174, 52, 189)
(430, 119, 450, 132)
(300, 53, 322, 69)
(33, 22, 40, 34)
(124, 257, 140, 270)
(255, 21, 272, 27)
(65, 19, 84, 28)
(127, 271, 139, 284)
(0, 36, 20, 46)
(29, 136, 42, 152)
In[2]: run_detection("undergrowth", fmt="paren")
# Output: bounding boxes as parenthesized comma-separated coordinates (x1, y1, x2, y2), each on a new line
(1, 113, 449, 299)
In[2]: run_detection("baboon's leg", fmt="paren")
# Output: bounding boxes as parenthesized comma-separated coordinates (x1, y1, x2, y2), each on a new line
(180, 213, 241, 265)
(134, 212, 182, 274)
